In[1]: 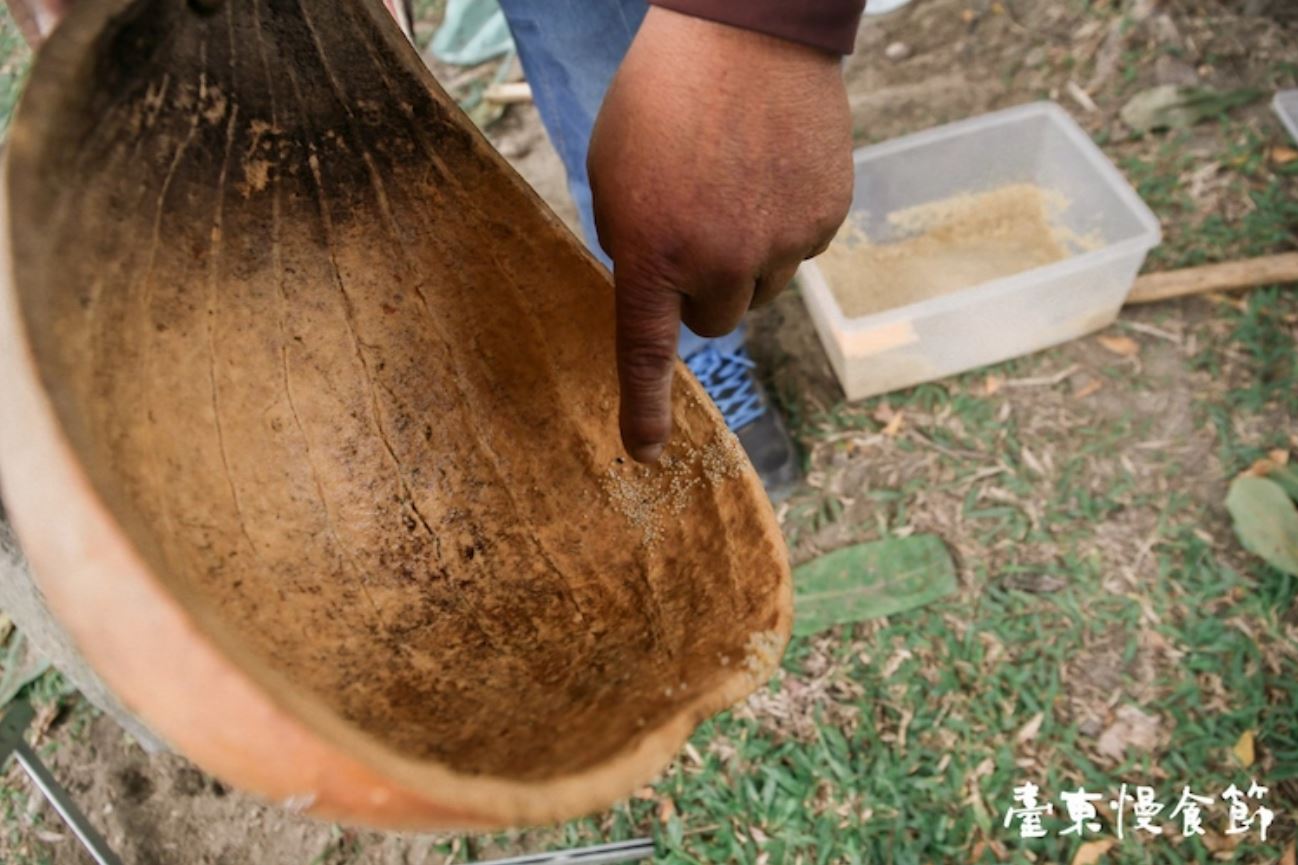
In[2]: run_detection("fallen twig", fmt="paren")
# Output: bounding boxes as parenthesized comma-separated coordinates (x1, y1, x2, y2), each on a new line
(1003, 364, 1082, 389)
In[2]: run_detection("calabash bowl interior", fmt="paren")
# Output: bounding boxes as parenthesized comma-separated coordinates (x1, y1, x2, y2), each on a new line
(3, 0, 789, 791)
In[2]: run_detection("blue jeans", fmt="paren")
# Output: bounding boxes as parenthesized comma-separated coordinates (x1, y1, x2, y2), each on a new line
(497, 0, 744, 360)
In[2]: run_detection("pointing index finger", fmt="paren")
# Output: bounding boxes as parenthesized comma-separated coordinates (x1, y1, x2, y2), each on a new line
(613, 267, 683, 463)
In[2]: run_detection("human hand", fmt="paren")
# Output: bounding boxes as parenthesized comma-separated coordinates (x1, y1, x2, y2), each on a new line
(587, 6, 853, 463)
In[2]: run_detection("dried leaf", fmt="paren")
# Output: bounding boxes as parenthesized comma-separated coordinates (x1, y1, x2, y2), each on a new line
(882, 410, 906, 437)
(632, 786, 656, 800)
(1003, 572, 1067, 593)
(31, 701, 61, 743)
(1244, 456, 1283, 477)
(1097, 334, 1140, 357)
(1096, 705, 1160, 761)
(1226, 476, 1298, 576)
(880, 647, 912, 679)
(1243, 451, 1292, 478)
(1066, 80, 1099, 113)
(1280, 839, 1295, 865)
(1121, 85, 1263, 132)
(1201, 830, 1243, 853)
(1074, 379, 1104, 400)
(657, 797, 676, 824)
(1121, 85, 1194, 132)
(0, 632, 52, 710)
(1016, 711, 1045, 744)
(1272, 145, 1298, 165)
(1071, 838, 1116, 865)
(1233, 729, 1255, 768)
(983, 374, 1003, 396)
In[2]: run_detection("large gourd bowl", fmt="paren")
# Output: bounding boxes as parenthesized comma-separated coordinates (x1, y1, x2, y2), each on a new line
(0, 0, 791, 828)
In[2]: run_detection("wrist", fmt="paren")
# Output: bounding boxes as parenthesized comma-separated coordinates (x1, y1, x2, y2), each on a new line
(647, 0, 864, 56)
(634, 6, 844, 97)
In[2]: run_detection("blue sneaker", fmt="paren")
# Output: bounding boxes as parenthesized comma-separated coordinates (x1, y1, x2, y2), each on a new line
(684, 344, 800, 500)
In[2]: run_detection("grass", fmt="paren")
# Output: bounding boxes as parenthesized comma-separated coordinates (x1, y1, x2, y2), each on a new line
(0, 671, 89, 865)
(442, 244, 1298, 864)
(583, 29, 1298, 862)
(1193, 286, 1298, 475)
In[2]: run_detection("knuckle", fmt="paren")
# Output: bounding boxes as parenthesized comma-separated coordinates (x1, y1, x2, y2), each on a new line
(680, 309, 730, 339)
(818, 192, 852, 233)
(810, 212, 848, 256)
(697, 268, 745, 298)
(827, 179, 854, 225)
(684, 223, 757, 280)
(617, 261, 677, 307)
(619, 342, 677, 389)
(827, 198, 852, 232)
(773, 226, 815, 257)
(692, 239, 759, 288)
(651, 232, 693, 274)
(807, 232, 835, 259)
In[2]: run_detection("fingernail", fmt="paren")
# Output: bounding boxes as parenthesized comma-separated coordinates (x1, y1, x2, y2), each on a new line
(630, 442, 665, 463)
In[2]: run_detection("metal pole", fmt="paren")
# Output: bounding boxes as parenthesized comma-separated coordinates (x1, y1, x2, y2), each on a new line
(471, 837, 655, 865)
(1, 699, 124, 865)
(2, 695, 648, 865)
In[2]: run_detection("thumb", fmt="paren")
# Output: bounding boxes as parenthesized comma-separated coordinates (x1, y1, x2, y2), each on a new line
(614, 265, 683, 463)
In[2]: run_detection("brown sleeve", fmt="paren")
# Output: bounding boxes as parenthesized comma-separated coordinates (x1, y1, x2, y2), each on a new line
(647, 0, 866, 55)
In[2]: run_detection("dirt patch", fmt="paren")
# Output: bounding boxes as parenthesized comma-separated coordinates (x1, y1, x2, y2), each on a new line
(4, 712, 352, 865)
(3, 706, 595, 864)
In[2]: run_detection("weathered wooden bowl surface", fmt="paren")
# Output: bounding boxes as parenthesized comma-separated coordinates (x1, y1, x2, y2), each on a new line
(0, 0, 790, 829)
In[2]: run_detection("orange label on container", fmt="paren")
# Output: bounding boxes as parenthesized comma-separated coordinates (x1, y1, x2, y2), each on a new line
(839, 319, 920, 356)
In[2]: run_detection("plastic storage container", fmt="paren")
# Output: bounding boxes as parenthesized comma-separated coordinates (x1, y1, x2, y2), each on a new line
(1274, 90, 1298, 143)
(797, 101, 1161, 401)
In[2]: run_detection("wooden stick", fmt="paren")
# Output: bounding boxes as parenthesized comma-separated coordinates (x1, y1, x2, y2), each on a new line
(1125, 252, 1298, 305)
(483, 81, 533, 105)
